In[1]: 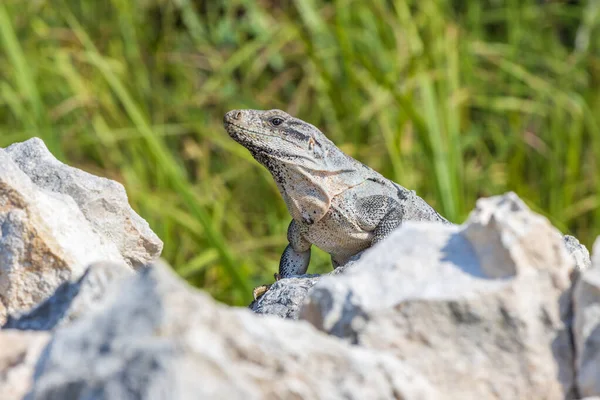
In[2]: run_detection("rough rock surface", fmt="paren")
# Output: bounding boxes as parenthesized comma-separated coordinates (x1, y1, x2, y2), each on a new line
(301, 193, 576, 399)
(253, 230, 589, 322)
(574, 238, 600, 397)
(249, 254, 361, 319)
(565, 234, 592, 271)
(0, 330, 50, 400)
(0, 148, 129, 323)
(5, 138, 163, 269)
(4, 261, 133, 331)
(249, 275, 320, 319)
(28, 262, 439, 400)
(2, 136, 599, 400)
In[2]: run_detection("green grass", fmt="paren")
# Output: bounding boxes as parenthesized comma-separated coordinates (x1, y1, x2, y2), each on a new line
(1, 0, 599, 305)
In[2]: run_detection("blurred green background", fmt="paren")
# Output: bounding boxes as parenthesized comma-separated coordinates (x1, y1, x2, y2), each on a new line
(1, 0, 599, 304)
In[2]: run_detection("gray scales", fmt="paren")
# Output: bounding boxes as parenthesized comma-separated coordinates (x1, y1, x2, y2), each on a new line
(223, 109, 450, 298)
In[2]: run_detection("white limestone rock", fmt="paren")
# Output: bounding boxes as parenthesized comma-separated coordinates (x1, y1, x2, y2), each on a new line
(0, 148, 129, 324)
(28, 262, 439, 400)
(301, 193, 576, 399)
(574, 238, 600, 397)
(5, 138, 163, 269)
(0, 330, 50, 400)
(4, 261, 133, 331)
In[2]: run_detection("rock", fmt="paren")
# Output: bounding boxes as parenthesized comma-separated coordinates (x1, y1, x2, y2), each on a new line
(249, 252, 362, 319)
(5, 138, 163, 269)
(0, 137, 591, 400)
(574, 238, 600, 397)
(4, 261, 133, 331)
(564, 234, 592, 271)
(28, 262, 439, 400)
(253, 227, 587, 322)
(0, 330, 50, 399)
(249, 275, 320, 319)
(0, 148, 130, 324)
(301, 193, 576, 399)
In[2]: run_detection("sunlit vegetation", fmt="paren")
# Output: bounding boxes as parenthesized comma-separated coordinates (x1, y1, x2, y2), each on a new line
(1, 0, 599, 304)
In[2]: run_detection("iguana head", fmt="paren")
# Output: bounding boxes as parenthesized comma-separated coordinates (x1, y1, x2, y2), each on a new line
(224, 109, 365, 224)
(223, 109, 332, 168)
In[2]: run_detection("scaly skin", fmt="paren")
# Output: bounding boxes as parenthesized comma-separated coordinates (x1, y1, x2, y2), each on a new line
(223, 109, 449, 297)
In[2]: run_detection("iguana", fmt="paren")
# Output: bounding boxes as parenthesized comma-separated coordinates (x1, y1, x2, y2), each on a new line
(223, 109, 449, 298)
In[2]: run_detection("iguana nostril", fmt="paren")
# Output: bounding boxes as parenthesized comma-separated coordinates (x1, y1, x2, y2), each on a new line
(224, 110, 243, 124)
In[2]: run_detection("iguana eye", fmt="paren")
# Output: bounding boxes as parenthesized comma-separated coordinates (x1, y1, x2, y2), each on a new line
(269, 117, 284, 126)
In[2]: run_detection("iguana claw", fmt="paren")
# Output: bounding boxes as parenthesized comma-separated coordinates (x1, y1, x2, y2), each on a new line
(253, 285, 271, 300)
(252, 273, 282, 300)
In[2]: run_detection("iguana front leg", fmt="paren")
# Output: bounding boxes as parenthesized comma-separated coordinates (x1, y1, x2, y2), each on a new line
(357, 195, 404, 245)
(279, 219, 311, 277)
(253, 220, 311, 299)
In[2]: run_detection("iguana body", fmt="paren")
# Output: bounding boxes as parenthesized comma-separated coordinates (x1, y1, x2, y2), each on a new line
(224, 109, 449, 294)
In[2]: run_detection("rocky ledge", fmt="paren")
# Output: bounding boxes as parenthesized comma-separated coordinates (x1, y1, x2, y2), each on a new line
(1, 138, 599, 400)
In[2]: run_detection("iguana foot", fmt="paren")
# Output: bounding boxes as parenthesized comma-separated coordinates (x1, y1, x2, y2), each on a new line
(253, 273, 284, 300)
(253, 284, 271, 300)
